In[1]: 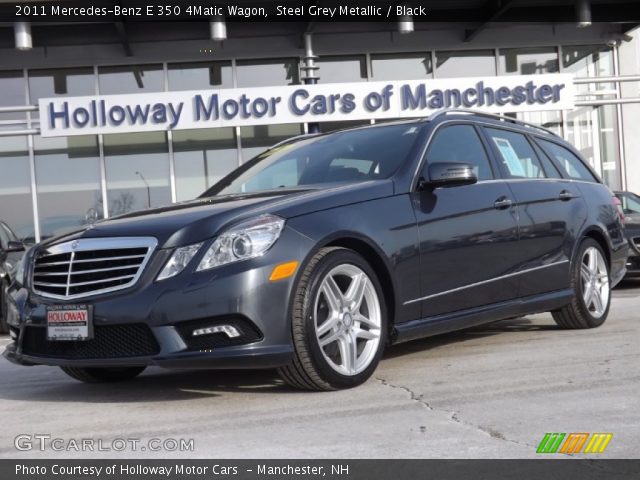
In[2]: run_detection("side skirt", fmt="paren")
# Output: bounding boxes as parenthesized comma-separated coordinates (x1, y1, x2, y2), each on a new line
(392, 289, 574, 344)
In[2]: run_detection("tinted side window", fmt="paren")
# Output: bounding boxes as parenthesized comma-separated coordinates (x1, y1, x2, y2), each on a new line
(537, 139, 598, 182)
(533, 144, 563, 179)
(485, 128, 546, 179)
(425, 124, 493, 181)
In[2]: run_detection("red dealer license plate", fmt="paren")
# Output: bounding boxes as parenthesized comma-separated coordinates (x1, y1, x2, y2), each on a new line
(46, 305, 93, 341)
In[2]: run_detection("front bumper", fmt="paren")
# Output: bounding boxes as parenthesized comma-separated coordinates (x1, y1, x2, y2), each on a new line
(625, 252, 640, 277)
(3, 226, 315, 369)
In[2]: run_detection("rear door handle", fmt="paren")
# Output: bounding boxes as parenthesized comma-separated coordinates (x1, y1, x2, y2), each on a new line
(558, 190, 574, 201)
(494, 197, 513, 210)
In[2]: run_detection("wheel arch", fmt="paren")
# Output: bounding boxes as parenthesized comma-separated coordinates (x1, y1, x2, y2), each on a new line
(580, 226, 612, 267)
(319, 235, 397, 332)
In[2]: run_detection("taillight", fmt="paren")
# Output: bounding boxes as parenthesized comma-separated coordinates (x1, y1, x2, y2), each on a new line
(613, 196, 625, 226)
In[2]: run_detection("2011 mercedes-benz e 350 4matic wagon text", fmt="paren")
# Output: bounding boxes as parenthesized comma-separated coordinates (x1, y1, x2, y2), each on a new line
(4, 110, 629, 390)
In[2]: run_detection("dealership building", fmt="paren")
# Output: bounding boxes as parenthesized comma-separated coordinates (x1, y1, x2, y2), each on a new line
(0, 4, 639, 243)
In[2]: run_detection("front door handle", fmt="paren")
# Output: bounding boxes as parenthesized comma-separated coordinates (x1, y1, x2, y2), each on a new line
(494, 197, 513, 210)
(558, 190, 574, 201)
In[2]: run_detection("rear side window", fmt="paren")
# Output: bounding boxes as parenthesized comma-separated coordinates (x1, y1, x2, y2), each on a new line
(425, 124, 493, 181)
(485, 128, 546, 179)
(537, 139, 598, 182)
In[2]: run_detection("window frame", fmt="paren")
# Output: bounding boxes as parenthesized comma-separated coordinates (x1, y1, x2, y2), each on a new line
(414, 121, 498, 190)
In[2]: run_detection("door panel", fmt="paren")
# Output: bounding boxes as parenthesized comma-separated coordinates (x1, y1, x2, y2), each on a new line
(481, 126, 587, 297)
(412, 182, 520, 318)
(507, 180, 585, 296)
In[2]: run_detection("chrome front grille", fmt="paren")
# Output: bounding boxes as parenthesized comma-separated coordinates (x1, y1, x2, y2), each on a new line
(32, 237, 157, 300)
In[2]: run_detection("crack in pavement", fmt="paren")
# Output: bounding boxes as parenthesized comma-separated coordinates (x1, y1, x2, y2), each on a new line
(375, 377, 534, 449)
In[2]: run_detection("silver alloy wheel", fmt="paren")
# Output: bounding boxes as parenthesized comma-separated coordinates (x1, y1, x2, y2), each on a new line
(580, 246, 610, 319)
(314, 264, 382, 376)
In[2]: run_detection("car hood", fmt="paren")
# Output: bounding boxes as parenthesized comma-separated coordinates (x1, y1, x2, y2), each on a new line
(38, 180, 394, 249)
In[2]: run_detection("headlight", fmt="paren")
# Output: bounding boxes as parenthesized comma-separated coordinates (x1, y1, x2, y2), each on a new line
(156, 243, 203, 281)
(197, 214, 285, 271)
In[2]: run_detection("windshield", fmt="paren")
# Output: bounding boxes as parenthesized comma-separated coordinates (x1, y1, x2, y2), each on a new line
(201, 123, 424, 197)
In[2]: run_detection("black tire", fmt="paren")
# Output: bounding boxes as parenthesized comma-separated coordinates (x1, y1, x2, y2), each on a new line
(552, 238, 611, 329)
(278, 247, 388, 391)
(60, 366, 146, 383)
(0, 279, 9, 334)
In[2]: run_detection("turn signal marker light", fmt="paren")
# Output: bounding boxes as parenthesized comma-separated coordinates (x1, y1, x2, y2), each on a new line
(269, 261, 299, 281)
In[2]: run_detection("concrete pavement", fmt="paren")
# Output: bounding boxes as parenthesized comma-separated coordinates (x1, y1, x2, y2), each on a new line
(0, 281, 638, 459)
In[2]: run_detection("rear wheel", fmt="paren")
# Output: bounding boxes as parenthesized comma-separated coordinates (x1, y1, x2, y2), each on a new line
(278, 247, 387, 391)
(552, 238, 610, 329)
(60, 366, 146, 383)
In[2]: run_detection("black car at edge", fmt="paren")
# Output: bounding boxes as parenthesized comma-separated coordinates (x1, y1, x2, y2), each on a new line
(4, 110, 629, 390)
(0, 221, 25, 334)
(614, 190, 640, 277)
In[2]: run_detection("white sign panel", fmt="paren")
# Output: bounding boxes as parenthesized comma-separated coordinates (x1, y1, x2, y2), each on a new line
(38, 74, 575, 137)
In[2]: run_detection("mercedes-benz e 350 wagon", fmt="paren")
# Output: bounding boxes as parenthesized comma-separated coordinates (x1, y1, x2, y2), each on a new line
(4, 110, 629, 390)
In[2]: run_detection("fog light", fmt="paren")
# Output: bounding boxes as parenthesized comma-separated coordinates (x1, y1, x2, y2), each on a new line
(192, 325, 241, 338)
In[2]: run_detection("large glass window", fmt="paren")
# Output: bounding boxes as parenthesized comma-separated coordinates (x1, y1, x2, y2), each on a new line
(425, 125, 493, 181)
(563, 45, 614, 80)
(28, 68, 95, 119)
(173, 128, 239, 201)
(103, 132, 171, 215)
(0, 71, 26, 122)
(316, 55, 367, 83)
(240, 124, 303, 161)
(597, 105, 621, 189)
(499, 47, 559, 75)
(99, 64, 164, 94)
(371, 53, 433, 80)
(34, 136, 102, 241)
(0, 136, 34, 243)
(168, 61, 233, 91)
(435, 50, 496, 78)
(236, 59, 299, 87)
(562, 45, 620, 188)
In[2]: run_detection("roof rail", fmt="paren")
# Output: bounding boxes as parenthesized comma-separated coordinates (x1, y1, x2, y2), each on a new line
(428, 109, 560, 137)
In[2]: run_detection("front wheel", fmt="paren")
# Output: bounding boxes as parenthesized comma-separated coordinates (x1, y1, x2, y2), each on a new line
(278, 247, 387, 391)
(60, 366, 146, 383)
(552, 238, 611, 329)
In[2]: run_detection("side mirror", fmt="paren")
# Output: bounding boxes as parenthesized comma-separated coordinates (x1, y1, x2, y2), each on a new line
(6, 241, 25, 253)
(419, 162, 478, 190)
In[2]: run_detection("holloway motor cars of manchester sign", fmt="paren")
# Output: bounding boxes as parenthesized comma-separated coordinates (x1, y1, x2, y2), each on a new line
(38, 73, 575, 137)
